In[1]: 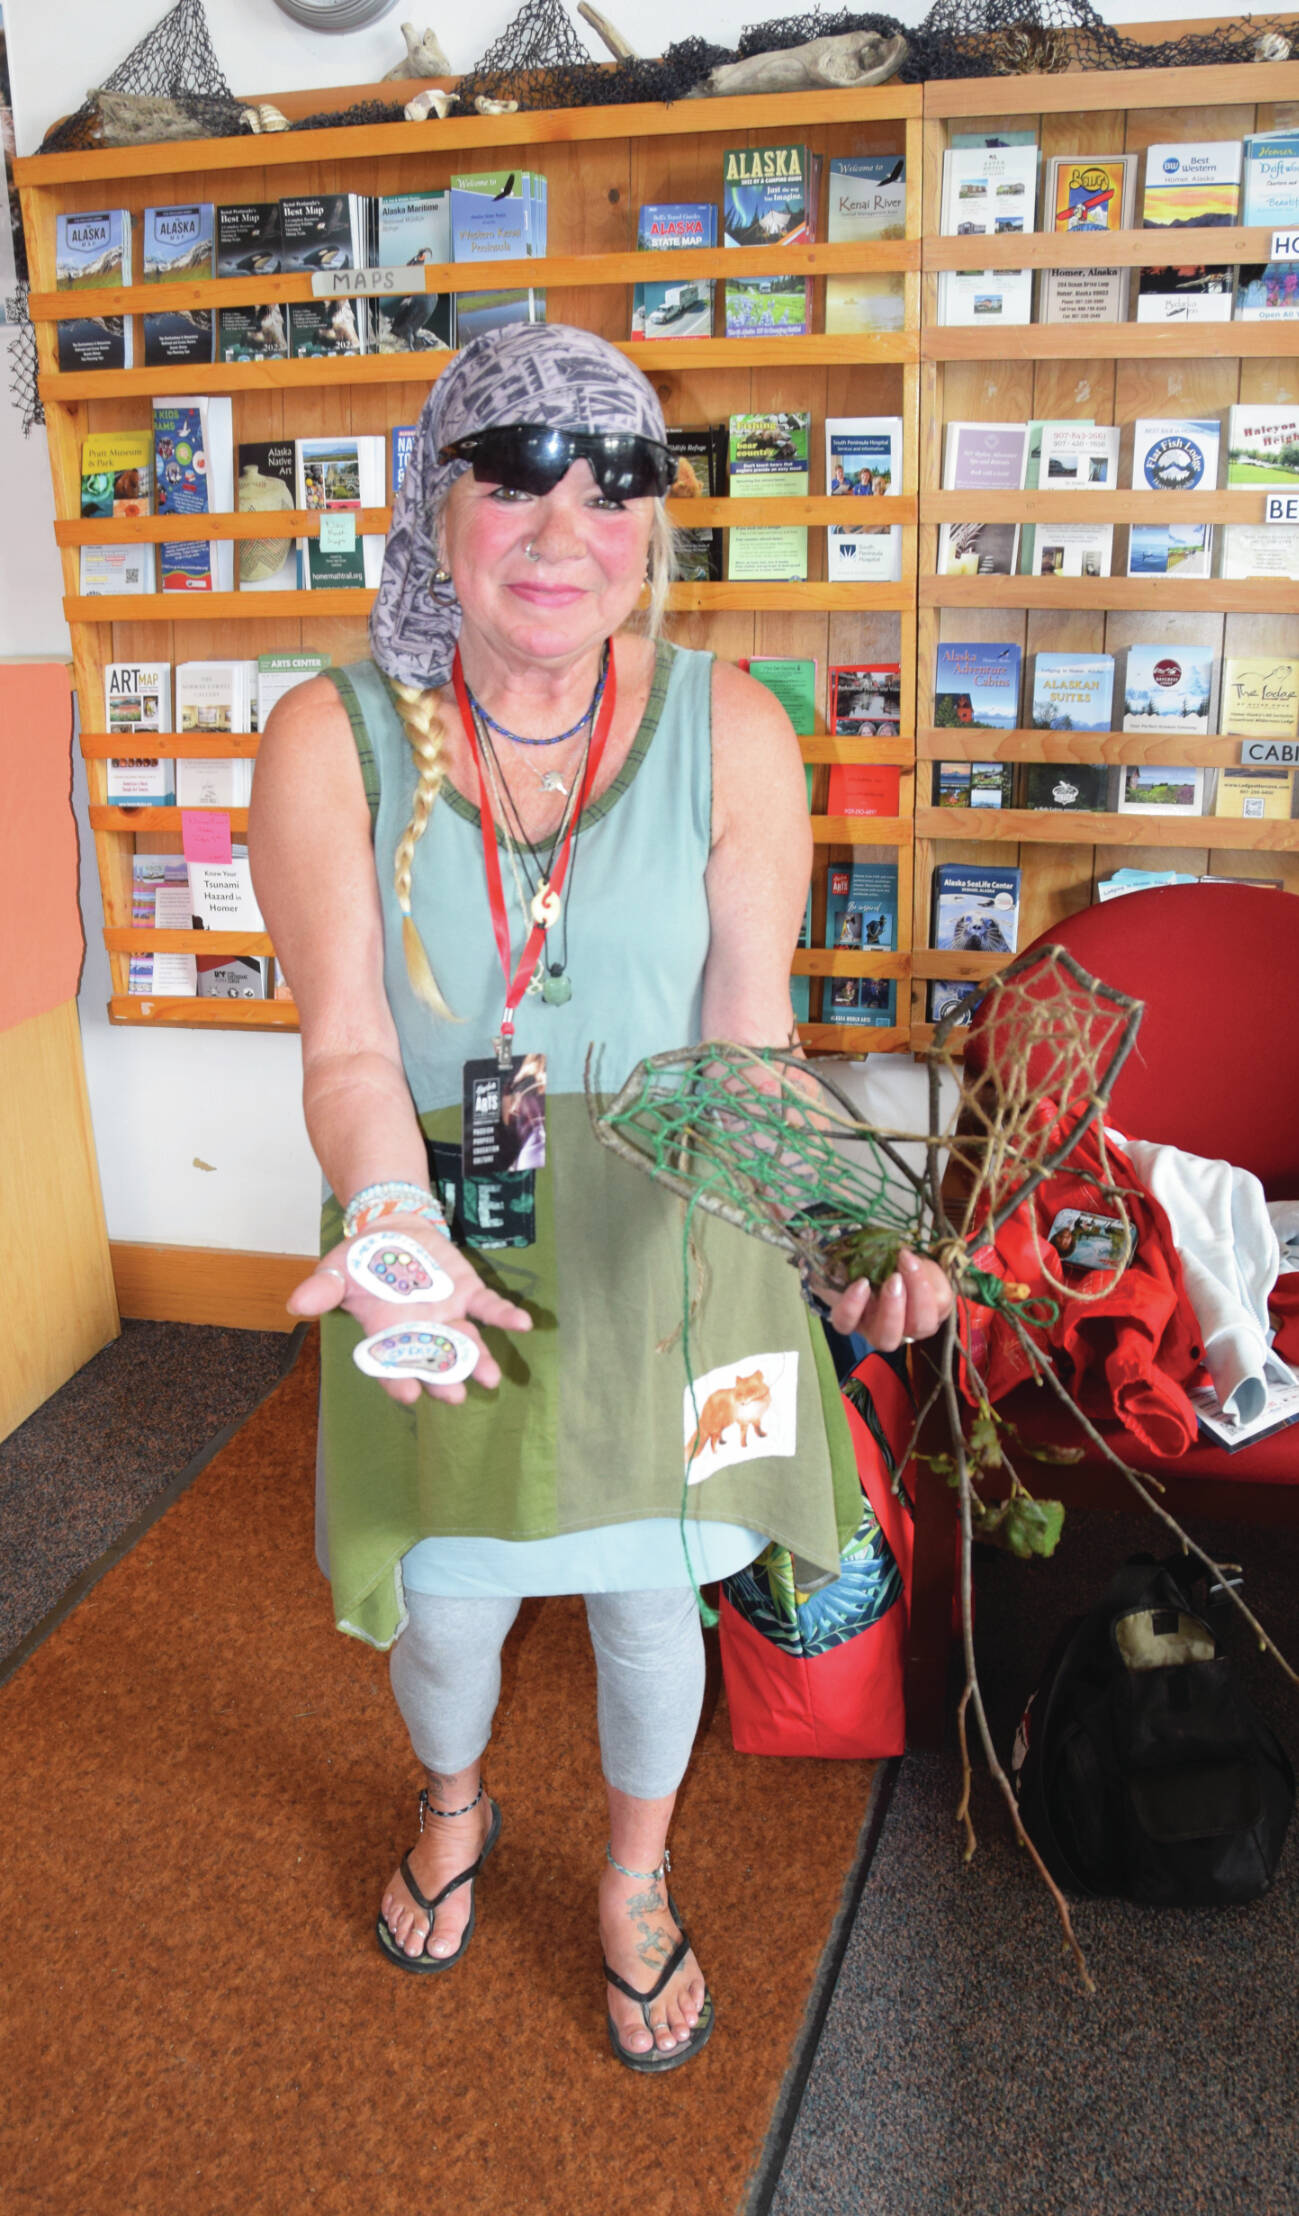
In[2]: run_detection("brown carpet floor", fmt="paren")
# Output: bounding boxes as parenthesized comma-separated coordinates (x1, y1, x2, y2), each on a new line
(1, 1332, 875, 2216)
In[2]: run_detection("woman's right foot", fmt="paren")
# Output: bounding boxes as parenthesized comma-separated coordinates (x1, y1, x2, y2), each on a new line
(380, 1784, 493, 1962)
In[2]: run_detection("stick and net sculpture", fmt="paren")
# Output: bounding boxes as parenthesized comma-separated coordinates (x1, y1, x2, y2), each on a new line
(588, 943, 1296, 1985)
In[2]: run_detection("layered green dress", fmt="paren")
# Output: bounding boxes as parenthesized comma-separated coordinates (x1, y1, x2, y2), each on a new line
(317, 642, 858, 1647)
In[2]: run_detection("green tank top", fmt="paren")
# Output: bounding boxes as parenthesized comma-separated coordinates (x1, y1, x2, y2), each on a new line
(315, 642, 858, 1648)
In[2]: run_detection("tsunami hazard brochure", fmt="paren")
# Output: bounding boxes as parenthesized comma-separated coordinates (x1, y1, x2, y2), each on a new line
(936, 144, 1037, 326)
(825, 155, 906, 334)
(142, 203, 215, 367)
(1122, 644, 1215, 735)
(153, 397, 234, 592)
(631, 203, 716, 340)
(374, 192, 454, 355)
(1243, 130, 1299, 225)
(55, 208, 132, 371)
(1040, 155, 1137, 322)
(933, 641, 1022, 730)
(1127, 419, 1220, 578)
(823, 862, 898, 1029)
(1030, 651, 1115, 732)
(726, 412, 810, 582)
(929, 863, 1021, 1026)
(1221, 406, 1299, 582)
(826, 417, 903, 582)
(937, 421, 1030, 577)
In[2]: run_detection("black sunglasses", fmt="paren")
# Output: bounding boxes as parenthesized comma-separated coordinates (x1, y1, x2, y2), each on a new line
(440, 424, 677, 502)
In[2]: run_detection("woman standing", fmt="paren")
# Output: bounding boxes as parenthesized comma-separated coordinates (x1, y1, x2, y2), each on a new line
(250, 325, 948, 2072)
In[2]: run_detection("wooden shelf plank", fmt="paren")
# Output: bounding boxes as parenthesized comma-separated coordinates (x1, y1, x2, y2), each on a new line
(68, 582, 914, 622)
(41, 330, 916, 404)
(29, 238, 921, 323)
(918, 728, 1258, 767)
(105, 929, 274, 955)
(921, 578, 1299, 613)
(90, 807, 250, 833)
(913, 808, 1299, 849)
(109, 995, 297, 1031)
(81, 734, 261, 759)
(923, 491, 1275, 526)
(923, 226, 1279, 274)
(811, 814, 910, 844)
(16, 81, 921, 189)
(922, 58, 1299, 117)
(797, 1023, 908, 1053)
(910, 949, 1012, 981)
(923, 323, 1299, 362)
(60, 494, 917, 545)
(801, 737, 915, 765)
(793, 950, 910, 977)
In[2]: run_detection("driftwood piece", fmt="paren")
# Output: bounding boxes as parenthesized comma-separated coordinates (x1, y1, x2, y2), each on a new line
(383, 21, 452, 79)
(404, 87, 458, 120)
(85, 90, 224, 145)
(686, 29, 907, 98)
(577, 4, 638, 60)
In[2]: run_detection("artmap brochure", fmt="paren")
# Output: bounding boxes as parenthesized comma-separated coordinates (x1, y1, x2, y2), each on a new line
(1127, 419, 1220, 578)
(937, 421, 1030, 577)
(825, 416, 903, 582)
(1040, 155, 1138, 323)
(726, 412, 810, 582)
(374, 192, 454, 354)
(1122, 644, 1215, 734)
(55, 208, 132, 371)
(825, 155, 905, 334)
(1242, 130, 1299, 225)
(937, 145, 1037, 326)
(105, 658, 174, 806)
(142, 203, 215, 367)
(153, 397, 234, 592)
(631, 203, 716, 340)
(1222, 407, 1299, 581)
(1030, 651, 1115, 731)
(933, 641, 1021, 728)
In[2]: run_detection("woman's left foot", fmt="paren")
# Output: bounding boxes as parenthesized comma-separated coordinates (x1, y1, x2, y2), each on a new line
(598, 1859, 709, 2059)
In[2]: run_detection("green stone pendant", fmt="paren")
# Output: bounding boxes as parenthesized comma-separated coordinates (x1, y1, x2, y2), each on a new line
(542, 968, 573, 1006)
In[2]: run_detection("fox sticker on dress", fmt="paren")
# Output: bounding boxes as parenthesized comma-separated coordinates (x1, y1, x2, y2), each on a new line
(683, 1352, 799, 1482)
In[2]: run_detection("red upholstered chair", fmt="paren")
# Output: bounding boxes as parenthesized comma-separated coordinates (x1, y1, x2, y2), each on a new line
(905, 882, 1299, 1747)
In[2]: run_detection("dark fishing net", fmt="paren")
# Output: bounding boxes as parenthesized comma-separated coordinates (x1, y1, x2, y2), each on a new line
(39, 0, 248, 153)
(6, 285, 42, 436)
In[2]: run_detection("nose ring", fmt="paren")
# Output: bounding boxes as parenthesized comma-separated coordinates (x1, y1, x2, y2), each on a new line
(524, 541, 541, 563)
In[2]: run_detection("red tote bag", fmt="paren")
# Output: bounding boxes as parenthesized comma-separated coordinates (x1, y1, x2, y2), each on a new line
(718, 1352, 915, 1759)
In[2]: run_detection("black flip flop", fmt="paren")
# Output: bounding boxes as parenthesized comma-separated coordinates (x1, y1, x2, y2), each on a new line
(603, 1897, 715, 2073)
(376, 1796, 502, 1974)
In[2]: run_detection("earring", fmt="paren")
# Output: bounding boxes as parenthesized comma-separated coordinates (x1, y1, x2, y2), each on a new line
(429, 564, 453, 593)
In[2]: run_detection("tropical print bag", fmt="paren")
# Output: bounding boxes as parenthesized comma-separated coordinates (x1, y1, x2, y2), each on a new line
(718, 1351, 915, 1759)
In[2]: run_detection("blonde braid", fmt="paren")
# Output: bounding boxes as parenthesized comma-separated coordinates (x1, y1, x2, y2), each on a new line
(391, 680, 458, 1021)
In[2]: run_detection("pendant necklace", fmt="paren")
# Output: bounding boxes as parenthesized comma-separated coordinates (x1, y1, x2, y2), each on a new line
(464, 650, 607, 800)
(476, 721, 588, 1003)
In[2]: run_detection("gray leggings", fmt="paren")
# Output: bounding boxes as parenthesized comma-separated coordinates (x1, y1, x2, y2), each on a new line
(389, 1586, 706, 1801)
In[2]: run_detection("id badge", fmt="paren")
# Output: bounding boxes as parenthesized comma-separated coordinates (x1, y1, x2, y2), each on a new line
(462, 1052, 547, 1176)
(427, 1140, 536, 1254)
(1046, 1207, 1136, 1274)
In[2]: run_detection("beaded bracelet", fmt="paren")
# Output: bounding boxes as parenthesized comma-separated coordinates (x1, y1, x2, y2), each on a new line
(343, 1180, 449, 1241)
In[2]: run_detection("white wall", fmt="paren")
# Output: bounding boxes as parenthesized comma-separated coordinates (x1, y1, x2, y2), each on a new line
(0, 0, 1232, 1257)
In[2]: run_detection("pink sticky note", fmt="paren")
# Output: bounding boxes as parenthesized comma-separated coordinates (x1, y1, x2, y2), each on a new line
(181, 809, 233, 865)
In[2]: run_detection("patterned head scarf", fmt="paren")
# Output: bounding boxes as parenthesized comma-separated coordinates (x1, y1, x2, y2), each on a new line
(369, 323, 669, 691)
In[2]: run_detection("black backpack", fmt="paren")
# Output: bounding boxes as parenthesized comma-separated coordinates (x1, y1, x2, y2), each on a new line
(1012, 1555, 1294, 1906)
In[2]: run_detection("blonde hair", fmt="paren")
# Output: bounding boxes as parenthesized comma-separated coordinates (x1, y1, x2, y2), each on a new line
(390, 493, 677, 1016)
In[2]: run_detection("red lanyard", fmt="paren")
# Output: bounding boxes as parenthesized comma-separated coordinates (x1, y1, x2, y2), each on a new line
(452, 643, 617, 1053)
